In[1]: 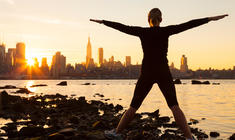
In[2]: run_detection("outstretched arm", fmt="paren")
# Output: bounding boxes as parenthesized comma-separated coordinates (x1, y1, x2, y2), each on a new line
(90, 19, 143, 36)
(166, 14, 228, 36)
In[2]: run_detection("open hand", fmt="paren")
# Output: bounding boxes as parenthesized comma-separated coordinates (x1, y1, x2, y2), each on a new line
(90, 19, 103, 24)
(209, 14, 228, 21)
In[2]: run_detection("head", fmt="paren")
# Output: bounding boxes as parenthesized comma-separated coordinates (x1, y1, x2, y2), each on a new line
(148, 8, 162, 27)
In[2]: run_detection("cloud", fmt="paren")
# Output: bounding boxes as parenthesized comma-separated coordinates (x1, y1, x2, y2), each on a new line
(1, 0, 15, 5)
(8, 14, 81, 26)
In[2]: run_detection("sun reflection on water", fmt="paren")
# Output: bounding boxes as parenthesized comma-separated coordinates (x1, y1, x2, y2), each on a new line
(25, 81, 36, 93)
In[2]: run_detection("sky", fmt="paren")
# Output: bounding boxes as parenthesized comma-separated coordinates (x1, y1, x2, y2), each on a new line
(0, 0, 234, 70)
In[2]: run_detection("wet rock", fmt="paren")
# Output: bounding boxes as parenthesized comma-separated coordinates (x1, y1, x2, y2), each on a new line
(57, 81, 67, 86)
(93, 93, 104, 98)
(210, 131, 220, 137)
(30, 84, 48, 87)
(58, 128, 76, 136)
(196, 132, 209, 139)
(0, 85, 17, 89)
(48, 133, 65, 140)
(229, 133, 235, 140)
(86, 131, 105, 140)
(212, 83, 220, 85)
(192, 80, 210, 85)
(190, 118, 199, 124)
(158, 116, 171, 123)
(19, 126, 45, 137)
(114, 104, 123, 112)
(202, 81, 210, 84)
(82, 82, 90, 85)
(126, 130, 143, 140)
(0, 90, 9, 106)
(15, 88, 32, 94)
(69, 116, 79, 124)
(192, 80, 202, 84)
(174, 79, 182, 84)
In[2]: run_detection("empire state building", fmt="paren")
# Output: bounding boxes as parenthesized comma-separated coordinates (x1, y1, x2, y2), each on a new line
(86, 37, 94, 68)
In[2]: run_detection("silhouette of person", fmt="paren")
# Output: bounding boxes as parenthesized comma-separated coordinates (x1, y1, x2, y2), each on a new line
(91, 8, 228, 140)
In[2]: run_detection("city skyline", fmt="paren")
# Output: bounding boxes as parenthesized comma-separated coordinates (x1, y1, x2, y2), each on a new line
(0, 0, 234, 70)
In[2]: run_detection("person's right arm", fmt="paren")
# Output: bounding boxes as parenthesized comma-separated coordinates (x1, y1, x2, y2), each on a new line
(90, 19, 143, 37)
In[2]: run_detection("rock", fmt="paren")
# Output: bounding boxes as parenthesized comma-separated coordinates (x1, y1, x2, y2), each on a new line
(190, 118, 199, 124)
(192, 80, 210, 85)
(0, 90, 9, 107)
(86, 131, 105, 140)
(0, 85, 17, 89)
(69, 116, 79, 124)
(192, 80, 202, 84)
(58, 128, 76, 136)
(15, 88, 32, 94)
(93, 93, 104, 98)
(210, 131, 220, 137)
(57, 81, 67, 86)
(30, 84, 48, 87)
(212, 83, 220, 85)
(19, 126, 45, 137)
(202, 81, 210, 84)
(114, 104, 123, 112)
(174, 79, 182, 84)
(48, 133, 65, 140)
(158, 116, 171, 123)
(229, 133, 235, 140)
(82, 83, 90, 85)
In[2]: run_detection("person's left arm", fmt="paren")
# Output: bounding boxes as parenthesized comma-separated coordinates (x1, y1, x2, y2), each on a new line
(165, 14, 228, 36)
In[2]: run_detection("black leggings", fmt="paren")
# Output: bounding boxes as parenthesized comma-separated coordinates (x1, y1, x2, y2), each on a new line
(130, 67, 179, 109)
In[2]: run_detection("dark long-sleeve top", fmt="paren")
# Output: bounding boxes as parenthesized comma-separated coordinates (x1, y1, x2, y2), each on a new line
(103, 18, 209, 74)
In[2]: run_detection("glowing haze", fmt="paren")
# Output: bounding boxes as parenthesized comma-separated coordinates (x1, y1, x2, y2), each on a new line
(0, 0, 234, 70)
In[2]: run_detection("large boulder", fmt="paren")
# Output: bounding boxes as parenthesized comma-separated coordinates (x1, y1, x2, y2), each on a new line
(210, 131, 220, 137)
(19, 126, 45, 137)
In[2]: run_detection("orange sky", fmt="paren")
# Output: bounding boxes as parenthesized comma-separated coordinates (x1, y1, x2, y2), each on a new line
(0, 0, 234, 70)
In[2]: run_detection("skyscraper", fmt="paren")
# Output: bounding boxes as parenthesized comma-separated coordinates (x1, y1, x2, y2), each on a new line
(98, 48, 103, 67)
(125, 56, 131, 67)
(15, 42, 26, 68)
(170, 62, 175, 70)
(0, 43, 5, 63)
(8, 48, 16, 66)
(86, 37, 94, 68)
(41, 57, 49, 76)
(180, 55, 188, 72)
(51, 52, 66, 77)
(0, 43, 6, 73)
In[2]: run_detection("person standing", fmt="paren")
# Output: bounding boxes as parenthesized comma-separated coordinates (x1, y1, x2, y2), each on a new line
(90, 8, 228, 140)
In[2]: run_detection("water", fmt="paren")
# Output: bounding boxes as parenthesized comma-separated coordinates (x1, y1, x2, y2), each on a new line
(0, 79, 235, 139)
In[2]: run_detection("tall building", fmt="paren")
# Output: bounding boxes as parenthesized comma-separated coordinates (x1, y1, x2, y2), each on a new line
(109, 56, 114, 63)
(51, 52, 66, 77)
(180, 55, 188, 72)
(0, 43, 6, 73)
(170, 62, 175, 70)
(7, 48, 16, 66)
(41, 57, 49, 75)
(0, 43, 5, 63)
(15, 42, 26, 68)
(125, 56, 131, 67)
(98, 48, 103, 67)
(86, 37, 94, 68)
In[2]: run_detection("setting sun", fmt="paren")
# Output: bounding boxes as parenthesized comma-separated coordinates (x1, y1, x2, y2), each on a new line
(27, 58, 35, 66)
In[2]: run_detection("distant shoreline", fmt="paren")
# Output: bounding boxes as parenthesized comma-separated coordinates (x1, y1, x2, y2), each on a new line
(0, 78, 235, 80)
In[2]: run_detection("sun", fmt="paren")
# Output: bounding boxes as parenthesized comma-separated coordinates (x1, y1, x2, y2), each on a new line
(27, 58, 35, 66)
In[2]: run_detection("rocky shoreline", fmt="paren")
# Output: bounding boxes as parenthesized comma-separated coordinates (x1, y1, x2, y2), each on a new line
(0, 90, 234, 140)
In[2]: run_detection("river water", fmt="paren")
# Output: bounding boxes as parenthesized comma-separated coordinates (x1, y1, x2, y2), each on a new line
(0, 79, 234, 139)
